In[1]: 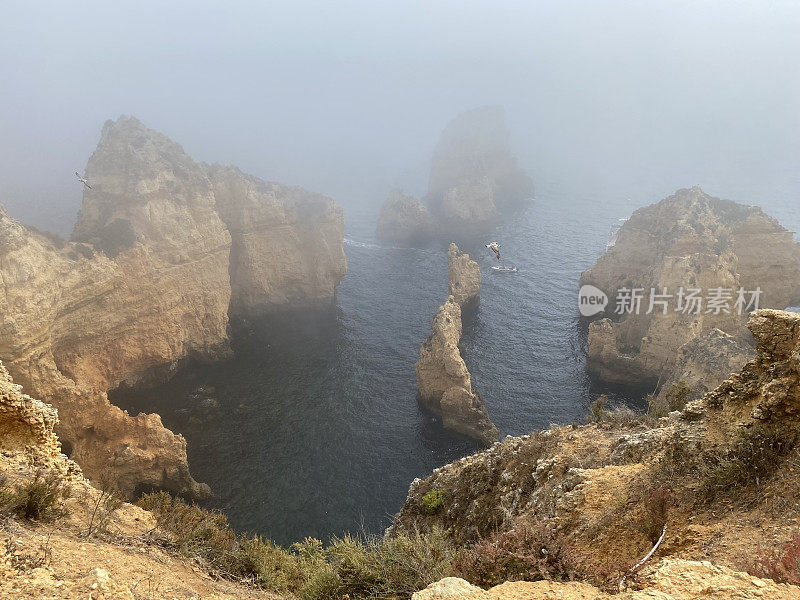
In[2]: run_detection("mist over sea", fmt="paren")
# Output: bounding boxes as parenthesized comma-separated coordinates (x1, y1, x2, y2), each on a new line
(114, 161, 800, 545)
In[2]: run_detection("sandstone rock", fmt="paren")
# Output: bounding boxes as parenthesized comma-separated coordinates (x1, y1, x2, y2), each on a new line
(415, 297, 497, 444)
(448, 243, 481, 312)
(581, 186, 800, 387)
(426, 106, 534, 236)
(376, 190, 434, 246)
(208, 164, 347, 318)
(412, 577, 488, 600)
(0, 116, 347, 498)
(415, 560, 800, 599)
(654, 328, 753, 409)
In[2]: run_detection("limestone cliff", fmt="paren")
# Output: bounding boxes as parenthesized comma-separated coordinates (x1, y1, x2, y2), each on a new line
(207, 164, 347, 318)
(0, 116, 347, 499)
(447, 243, 481, 312)
(415, 296, 497, 444)
(0, 362, 272, 600)
(426, 106, 534, 236)
(581, 186, 800, 387)
(397, 309, 800, 596)
(376, 190, 433, 246)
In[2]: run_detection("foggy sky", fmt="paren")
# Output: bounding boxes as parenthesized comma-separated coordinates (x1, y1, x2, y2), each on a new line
(1, 0, 798, 236)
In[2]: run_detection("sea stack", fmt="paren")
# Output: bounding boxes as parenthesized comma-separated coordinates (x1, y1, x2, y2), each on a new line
(580, 186, 800, 390)
(425, 106, 534, 237)
(415, 294, 497, 444)
(447, 243, 481, 312)
(375, 106, 533, 245)
(376, 190, 433, 246)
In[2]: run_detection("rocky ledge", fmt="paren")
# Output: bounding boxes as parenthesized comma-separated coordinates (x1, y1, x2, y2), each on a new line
(0, 116, 347, 498)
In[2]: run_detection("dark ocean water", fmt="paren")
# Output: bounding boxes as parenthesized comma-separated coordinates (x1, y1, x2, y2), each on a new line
(113, 171, 799, 546)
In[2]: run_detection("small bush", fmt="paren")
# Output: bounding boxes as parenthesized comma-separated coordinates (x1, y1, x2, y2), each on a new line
(137, 491, 238, 572)
(1, 471, 70, 522)
(665, 380, 692, 412)
(749, 535, 800, 585)
(587, 395, 608, 423)
(452, 519, 578, 588)
(421, 490, 445, 515)
(638, 485, 671, 544)
(235, 535, 302, 591)
(699, 429, 794, 502)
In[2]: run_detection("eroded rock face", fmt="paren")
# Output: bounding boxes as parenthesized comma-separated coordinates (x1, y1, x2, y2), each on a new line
(0, 116, 347, 498)
(581, 187, 800, 386)
(427, 106, 534, 236)
(376, 190, 433, 246)
(415, 297, 497, 444)
(208, 164, 347, 318)
(448, 243, 480, 312)
(654, 328, 754, 408)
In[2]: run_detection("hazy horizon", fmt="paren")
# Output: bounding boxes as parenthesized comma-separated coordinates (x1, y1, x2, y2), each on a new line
(1, 0, 798, 236)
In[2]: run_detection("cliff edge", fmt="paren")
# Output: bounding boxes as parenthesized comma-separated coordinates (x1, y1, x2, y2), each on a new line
(0, 116, 347, 498)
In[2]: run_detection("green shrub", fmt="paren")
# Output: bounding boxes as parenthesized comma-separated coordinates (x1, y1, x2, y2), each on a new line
(587, 395, 608, 423)
(421, 489, 446, 515)
(137, 490, 456, 598)
(665, 380, 692, 412)
(235, 535, 301, 591)
(0, 471, 70, 522)
(699, 429, 794, 502)
(452, 518, 578, 588)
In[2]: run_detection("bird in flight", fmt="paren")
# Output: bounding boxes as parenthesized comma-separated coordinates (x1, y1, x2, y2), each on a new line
(74, 171, 92, 189)
(485, 241, 501, 261)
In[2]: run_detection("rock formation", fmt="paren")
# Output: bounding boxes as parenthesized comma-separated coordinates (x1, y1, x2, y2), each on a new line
(653, 328, 753, 409)
(447, 243, 481, 312)
(375, 106, 533, 245)
(581, 186, 800, 387)
(413, 561, 799, 599)
(0, 361, 273, 600)
(426, 106, 534, 236)
(208, 164, 347, 318)
(415, 296, 497, 444)
(397, 309, 800, 596)
(0, 116, 347, 498)
(375, 190, 433, 246)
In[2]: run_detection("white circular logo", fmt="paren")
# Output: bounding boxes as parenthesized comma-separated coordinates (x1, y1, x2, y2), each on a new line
(579, 285, 608, 317)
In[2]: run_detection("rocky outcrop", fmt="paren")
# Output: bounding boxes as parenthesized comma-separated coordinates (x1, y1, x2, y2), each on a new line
(581, 186, 800, 387)
(413, 561, 800, 599)
(426, 106, 534, 236)
(397, 310, 800, 594)
(376, 190, 433, 246)
(448, 243, 480, 312)
(415, 297, 497, 444)
(653, 328, 753, 408)
(0, 116, 347, 498)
